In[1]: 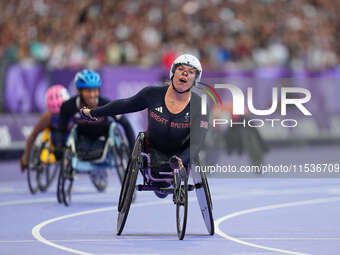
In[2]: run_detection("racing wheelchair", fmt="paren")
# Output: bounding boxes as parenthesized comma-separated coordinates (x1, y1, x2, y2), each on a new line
(117, 132, 214, 240)
(27, 128, 59, 194)
(57, 122, 130, 206)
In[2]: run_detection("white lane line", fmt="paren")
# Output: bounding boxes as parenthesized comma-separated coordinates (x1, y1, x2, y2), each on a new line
(31, 193, 244, 255)
(32, 200, 174, 255)
(240, 237, 340, 241)
(33, 207, 114, 255)
(215, 196, 340, 255)
(31, 189, 340, 255)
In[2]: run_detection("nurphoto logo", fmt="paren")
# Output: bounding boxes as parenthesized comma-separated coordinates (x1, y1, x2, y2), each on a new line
(199, 83, 312, 128)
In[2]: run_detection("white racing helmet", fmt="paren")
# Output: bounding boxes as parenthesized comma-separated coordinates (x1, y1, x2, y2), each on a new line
(169, 54, 202, 83)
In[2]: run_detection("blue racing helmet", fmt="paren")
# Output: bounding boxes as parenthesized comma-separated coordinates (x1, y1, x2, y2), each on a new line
(74, 69, 102, 89)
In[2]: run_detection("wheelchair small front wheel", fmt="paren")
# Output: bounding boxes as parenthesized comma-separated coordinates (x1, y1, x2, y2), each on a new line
(90, 169, 108, 192)
(174, 168, 188, 240)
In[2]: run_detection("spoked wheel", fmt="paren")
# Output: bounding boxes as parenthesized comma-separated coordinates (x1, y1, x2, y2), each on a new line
(61, 147, 74, 206)
(192, 162, 214, 235)
(112, 127, 130, 184)
(27, 145, 41, 194)
(174, 168, 188, 240)
(116, 133, 142, 235)
(90, 169, 108, 192)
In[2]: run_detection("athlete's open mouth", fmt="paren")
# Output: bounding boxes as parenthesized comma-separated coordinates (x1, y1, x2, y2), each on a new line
(179, 78, 187, 83)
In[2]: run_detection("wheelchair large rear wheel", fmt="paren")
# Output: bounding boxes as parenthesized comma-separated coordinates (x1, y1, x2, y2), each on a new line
(116, 133, 142, 235)
(174, 168, 188, 240)
(27, 145, 41, 194)
(116, 158, 139, 235)
(61, 147, 74, 206)
(112, 127, 130, 184)
(193, 162, 214, 235)
(117, 158, 130, 212)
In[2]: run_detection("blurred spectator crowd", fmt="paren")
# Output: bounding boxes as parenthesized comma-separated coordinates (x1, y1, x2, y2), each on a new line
(1, 0, 340, 71)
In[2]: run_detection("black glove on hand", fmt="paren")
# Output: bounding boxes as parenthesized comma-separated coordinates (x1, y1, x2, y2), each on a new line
(80, 107, 97, 121)
(169, 155, 184, 170)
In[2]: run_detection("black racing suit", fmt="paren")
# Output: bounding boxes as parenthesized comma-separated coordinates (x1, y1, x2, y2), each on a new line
(90, 85, 209, 168)
(55, 96, 135, 154)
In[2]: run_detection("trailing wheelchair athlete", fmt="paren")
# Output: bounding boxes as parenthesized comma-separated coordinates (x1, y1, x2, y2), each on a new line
(21, 85, 70, 194)
(57, 122, 130, 206)
(55, 69, 135, 206)
(80, 54, 214, 239)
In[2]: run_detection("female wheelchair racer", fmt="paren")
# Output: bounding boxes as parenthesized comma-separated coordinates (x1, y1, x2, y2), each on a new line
(21, 85, 70, 194)
(81, 54, 214, 240)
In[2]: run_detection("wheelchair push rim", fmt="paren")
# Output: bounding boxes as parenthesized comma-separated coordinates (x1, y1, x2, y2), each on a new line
(90, 169, 109, 192)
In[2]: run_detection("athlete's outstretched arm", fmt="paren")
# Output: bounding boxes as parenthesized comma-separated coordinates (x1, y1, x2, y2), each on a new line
(90, 87, 152, 118)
